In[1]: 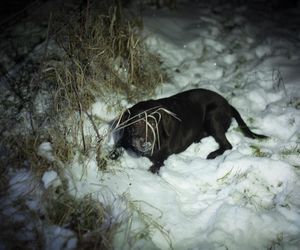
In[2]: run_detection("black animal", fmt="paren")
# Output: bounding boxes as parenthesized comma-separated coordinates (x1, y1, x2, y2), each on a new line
(110, 88, 267, 173)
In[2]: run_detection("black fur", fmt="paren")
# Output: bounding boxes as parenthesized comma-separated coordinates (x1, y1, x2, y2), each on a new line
(110, 88, 267, 173)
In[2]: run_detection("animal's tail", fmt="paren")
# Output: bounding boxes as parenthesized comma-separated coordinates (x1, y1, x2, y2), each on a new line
(231, 106, 268, 139)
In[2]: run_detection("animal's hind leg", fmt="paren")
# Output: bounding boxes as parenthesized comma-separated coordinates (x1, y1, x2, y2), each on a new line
(205, 113, 233, 159)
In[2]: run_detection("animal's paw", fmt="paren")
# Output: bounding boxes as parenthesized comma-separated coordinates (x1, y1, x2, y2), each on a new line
(207, 145, 232, 160)
(108, 147, 123, 160)
(207, 151, 218, 159)
(148, 165, 160, 174)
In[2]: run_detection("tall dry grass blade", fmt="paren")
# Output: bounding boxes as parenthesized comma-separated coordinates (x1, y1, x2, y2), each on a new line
(112, 107, 181, 155)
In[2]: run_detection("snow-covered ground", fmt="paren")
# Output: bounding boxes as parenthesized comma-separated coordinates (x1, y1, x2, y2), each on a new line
(2, 1, 300, 249)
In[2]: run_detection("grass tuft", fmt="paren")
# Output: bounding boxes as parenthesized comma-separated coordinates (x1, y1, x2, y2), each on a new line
(48, 1, 166, 113)
(40, 0, 168, 169)
(46, 190, 115, 249)
(250, 145, 271, 158)
(125, 196, 173, 250)
(280, 146, 300, 156)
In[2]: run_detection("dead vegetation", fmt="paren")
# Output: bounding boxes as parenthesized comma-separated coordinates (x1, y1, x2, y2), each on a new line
(1, 0, 167, 248)
(1, 0, 167, 171)
(46, 190, 116, 250)
(41, 0, 168, 167)
(50, 1, 166, 112)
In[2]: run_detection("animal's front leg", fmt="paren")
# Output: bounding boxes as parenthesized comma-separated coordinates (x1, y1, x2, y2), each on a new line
(148, 160, 164, 174)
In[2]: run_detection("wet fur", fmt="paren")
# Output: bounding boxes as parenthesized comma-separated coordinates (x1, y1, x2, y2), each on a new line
(111, 88, 267, 173)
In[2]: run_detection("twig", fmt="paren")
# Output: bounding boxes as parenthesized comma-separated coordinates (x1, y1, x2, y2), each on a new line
(272, 68, 287, 97)
(43, 12, 53, 59)
(84, 111, 103, 142)
(70, 75, 87, 153)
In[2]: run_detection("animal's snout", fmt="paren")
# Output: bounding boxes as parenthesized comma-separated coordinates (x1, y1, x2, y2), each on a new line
(132, 137, 152, 153)
(133, 137, 145, 145)
(142, 141, 152, 150)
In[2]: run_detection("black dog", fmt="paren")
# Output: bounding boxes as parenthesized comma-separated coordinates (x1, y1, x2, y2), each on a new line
(110, 88, 267, 173)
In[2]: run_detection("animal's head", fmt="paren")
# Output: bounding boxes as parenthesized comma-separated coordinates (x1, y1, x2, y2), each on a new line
(112, 103, 181, 156)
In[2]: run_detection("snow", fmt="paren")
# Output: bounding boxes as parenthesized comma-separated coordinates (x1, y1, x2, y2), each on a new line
(38, 142, 55, 162)
(2, 1, 300, 249)
(44, 225, 77, 250)
(42, 170, 62, 189)
(88, 2, 300, 249)
(260, 107, 300, 140)
(90, 101, 119, 122)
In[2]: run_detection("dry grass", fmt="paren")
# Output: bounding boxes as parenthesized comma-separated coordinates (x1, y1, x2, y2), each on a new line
(46, 190, 115, 250)
(40, 0, 168, 168)
(1, 133, 53, 176)
(1, 1, 168, 248)
(48, 1, 166, 113)
(113, 106, 181, 155)
(125, 195, 173, 249)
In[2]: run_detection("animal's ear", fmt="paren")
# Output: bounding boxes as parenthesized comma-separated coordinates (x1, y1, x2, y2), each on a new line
(160, 111, 172, 138)
(159, 106, 181, 138)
